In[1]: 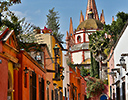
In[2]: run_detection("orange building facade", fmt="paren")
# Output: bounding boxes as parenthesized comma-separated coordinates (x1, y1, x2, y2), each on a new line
(0, 26, 20, 100)
(69, 66, 87, 100)
(0, 26, 54, 100)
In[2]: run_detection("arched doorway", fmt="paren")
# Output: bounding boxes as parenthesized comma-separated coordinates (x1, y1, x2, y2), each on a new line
(7, 71, 13, 100)
(99, 94, 108, 100)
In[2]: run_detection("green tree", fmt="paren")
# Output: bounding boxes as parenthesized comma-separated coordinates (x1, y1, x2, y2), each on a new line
(80, 66, 90, 77)
(0, 1, 38, 49)
(90, 52, 94, 77)
(90, 52, 99, 78)
(104, 11, 128, 44)
(89, 31, 109, 60)
(46, 7, 64, 42)
(89, 31, 109, 79)
(89, 11, 128, 79)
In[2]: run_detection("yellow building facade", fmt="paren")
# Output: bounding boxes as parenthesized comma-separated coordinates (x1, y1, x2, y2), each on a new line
(35, 30, 64, 99)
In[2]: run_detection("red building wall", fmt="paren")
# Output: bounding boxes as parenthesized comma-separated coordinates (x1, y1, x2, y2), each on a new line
(18, 51, 46, 100)
(69, 67, 81, 100)
(80, 76, 87, 100)
(0, 56, 8, 100)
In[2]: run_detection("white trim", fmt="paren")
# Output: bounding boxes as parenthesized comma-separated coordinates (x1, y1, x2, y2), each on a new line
(76, 30, 84, 33)
(3, 30, 14, 41)
(99, 93, 108, 100)
(86, 30, 96, 32)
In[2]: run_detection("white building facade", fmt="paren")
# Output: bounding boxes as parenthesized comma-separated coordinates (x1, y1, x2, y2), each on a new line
(113, 21, 128, 100)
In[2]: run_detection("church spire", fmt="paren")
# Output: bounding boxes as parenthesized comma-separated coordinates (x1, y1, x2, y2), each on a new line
(69, 17, 73, 36)
(85, 0, 99, 20)
(100, 10, 105, 24)
(80, 10, 84, 24)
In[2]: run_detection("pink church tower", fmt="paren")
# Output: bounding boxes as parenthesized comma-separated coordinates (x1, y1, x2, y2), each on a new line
(66, 0, 105, 66)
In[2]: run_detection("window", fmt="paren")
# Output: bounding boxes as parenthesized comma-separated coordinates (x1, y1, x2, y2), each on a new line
(122, 82, 126, 100)
(78, 93, 80, 100)
(51, 90, 53, 100)
(77, 36, 81, 43)
(55, 89, 58, 100)
(60, 91, 63, 100)
(30, 72, 36, 100)
(39, 78, 44, 100)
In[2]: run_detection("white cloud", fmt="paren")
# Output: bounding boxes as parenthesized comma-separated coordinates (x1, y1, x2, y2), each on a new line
(12, 10, 32, 21)
(35, 10, 41, 14)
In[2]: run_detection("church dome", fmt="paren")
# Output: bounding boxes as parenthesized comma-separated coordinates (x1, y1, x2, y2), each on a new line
(77, 19, 103, 30)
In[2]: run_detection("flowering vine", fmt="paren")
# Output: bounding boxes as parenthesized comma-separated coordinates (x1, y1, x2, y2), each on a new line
(85, 76, 105, 98)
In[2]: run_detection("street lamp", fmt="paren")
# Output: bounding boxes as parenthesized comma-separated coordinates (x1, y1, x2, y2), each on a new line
(120, 56, 125, 65)
(53, 44, 60, 74)
(47, 81, 51, 85)
(24, 67, 29, 74)
(61, 75, 65, 80)
(119, 56, 126, 71)
(53, 44, 60, 56)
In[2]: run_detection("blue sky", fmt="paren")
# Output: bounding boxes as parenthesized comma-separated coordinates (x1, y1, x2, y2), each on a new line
(10, 0, 128, 41)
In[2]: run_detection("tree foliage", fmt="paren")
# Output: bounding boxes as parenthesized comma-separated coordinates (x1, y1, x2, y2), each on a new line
(80, 66, 90, 77)
(89, 31, 109, 61)
(89, 12, 128, 60)
(90, 52, 99, 78)
(104, 11, 128, 44)
(0, 1, 39, 49)
(46, 7, 64, 42)
(89, 12, 128, 80)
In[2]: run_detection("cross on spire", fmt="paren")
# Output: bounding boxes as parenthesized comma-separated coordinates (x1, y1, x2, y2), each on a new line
(85, 0, 99, 20)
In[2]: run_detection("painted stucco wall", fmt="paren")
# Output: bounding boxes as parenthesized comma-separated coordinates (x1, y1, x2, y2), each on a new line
(69, 67, 81, 100)
(114, 25, 128, 100)
(35, 33, 52, 55)
(84, 51, 90, 60)
(0, 56, 8, 100)
(107, 51, 115, 99)
(63, 54, 70, 98)
(45, 46, 54, 100)
(18, 51, 46, 100)
(8, 61, 14, 100)
(72, 51, 83, 64)
(75, 33, 84, 43)
(36, 33, 63, 90)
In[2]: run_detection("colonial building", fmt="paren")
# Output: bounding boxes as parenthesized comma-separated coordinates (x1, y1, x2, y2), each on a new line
(0, 26, 20, 100)
(108, 20, 128, 100)
(35, 27, 64, 100)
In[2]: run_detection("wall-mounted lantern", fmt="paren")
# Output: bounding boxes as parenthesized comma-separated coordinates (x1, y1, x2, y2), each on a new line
(120, 56, 125, 65)
(53, 44, 60, 56)
(111, 68, 120, 75)
(47, 80, 51, 85)
(53, 83, 57, 89)
(117, 56, 127, 71)
(0, 60, 2, 64)
(53, 44, 60, 74)
(24, 67, 29, 74)
(61, 75, 65, 80)
(108, 71, 117, 78)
